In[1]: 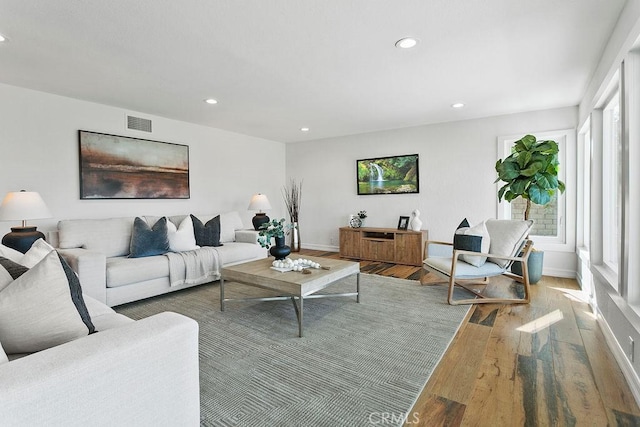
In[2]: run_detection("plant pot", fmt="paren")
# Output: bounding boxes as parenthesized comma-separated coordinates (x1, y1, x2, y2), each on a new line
(511, 251, 544, 284)
(269, 236, 291, 260)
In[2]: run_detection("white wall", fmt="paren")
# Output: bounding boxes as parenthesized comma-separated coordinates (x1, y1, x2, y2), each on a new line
(576, 0, 640, 401)
(0, 83, 286, 236)
(286, 106, 578, 277)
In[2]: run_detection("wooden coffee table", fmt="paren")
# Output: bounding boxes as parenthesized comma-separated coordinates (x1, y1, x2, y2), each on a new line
(220, 255, 360, 337)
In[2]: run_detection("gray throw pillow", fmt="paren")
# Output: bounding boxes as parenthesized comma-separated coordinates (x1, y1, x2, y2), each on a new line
(191, 214, 222, 247)
(129, 217, 170, 258)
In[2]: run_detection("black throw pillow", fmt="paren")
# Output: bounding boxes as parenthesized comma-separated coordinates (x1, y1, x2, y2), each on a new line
(129, 217, 170, 258)
(191, 214, 222, 247)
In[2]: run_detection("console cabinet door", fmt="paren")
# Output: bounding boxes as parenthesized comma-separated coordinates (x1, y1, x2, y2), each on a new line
(339, 228, 361, 258)
(395, 233, 423, 266)
(361, 239, 395, 263)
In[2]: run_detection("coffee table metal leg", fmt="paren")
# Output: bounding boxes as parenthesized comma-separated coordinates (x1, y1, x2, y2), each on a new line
(289, 296, 304, 337)
(298, 295, 304, 337)
(357, 273, 360, 303)
(220, 278, 225, 311)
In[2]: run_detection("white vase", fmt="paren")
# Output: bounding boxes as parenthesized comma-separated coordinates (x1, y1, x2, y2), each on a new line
(410, 209, 422, 231)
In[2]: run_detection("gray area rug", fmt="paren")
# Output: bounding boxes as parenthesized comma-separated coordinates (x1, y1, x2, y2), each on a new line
(115, 273, 469, 426)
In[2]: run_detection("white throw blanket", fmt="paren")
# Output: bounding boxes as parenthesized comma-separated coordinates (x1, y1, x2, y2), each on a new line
(165, 247, 220, 287)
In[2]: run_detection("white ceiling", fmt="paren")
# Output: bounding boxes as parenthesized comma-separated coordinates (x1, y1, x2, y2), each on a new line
(0, 0, 626, 143)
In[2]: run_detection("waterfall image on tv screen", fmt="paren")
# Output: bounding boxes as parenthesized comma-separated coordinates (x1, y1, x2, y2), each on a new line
(356, 154, 419, 195)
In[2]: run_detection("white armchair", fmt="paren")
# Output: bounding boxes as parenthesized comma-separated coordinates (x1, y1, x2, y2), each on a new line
(422, 219, 534, 305)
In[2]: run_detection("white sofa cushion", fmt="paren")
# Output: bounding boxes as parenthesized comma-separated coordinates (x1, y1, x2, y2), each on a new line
(219, 211, 244, 243)
(0, 251, 95, 354)
(106, 255, 170, 288)
(58, 217, 134, 257)
(83, 294, 134, 330)
(215, 242, 268, 265)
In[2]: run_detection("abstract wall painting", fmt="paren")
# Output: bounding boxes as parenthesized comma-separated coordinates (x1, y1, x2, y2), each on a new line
(79, 130, 190, 199)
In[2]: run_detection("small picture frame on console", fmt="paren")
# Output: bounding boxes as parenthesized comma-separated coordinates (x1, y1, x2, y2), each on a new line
(397, 216, 410, 230)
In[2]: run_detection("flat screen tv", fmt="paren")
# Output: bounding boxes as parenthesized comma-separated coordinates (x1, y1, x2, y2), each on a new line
(356, 154, 419, 195)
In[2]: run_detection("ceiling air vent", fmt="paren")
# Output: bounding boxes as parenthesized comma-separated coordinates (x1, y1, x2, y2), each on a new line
(126, 115, 152, 133)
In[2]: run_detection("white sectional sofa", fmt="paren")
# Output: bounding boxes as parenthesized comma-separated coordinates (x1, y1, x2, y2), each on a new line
(55, 211, 267, 307)
(0, 240, 200, 426)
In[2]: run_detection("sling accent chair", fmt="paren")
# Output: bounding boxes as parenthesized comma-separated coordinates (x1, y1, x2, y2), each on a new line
(422, 219, 534, 305)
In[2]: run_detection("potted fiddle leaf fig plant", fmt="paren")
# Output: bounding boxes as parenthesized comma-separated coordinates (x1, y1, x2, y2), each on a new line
(495, 134, 566, 283)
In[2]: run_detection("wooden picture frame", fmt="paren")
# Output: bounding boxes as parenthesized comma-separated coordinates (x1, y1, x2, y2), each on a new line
(79, 130, 190, 199)
(397, 216, 410, 230)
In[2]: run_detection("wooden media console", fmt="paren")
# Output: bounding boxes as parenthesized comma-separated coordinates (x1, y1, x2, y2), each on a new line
(339, 227, 428, 266)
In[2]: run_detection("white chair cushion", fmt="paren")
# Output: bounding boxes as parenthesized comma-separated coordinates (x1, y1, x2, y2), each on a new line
(485, 219, 533, 268)
(424, 257, 506, 279)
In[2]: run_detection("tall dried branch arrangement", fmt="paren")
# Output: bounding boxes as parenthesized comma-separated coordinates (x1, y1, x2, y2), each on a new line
(282, 179, 302, 223)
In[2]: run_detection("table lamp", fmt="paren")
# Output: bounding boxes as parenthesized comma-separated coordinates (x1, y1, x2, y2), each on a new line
(248, 193, 271, 230)
(0, 190, 52, 253)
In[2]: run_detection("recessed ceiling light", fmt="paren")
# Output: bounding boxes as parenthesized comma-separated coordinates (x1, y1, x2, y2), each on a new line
(395, 37, 418, 49)
(0, 34, 6, 43)
(204, 98, 218, 105)
(300, 127, 310, 132)
(451, 103, 465, 109)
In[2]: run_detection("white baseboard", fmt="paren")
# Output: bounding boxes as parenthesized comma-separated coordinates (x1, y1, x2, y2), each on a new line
(542, 267, 576, 278)
(301, 243, 339, 252)
(596, 310, 640, 406)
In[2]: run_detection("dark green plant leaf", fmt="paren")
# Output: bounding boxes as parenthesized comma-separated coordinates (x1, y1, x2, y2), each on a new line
(517, 151, 532, 169)
(532, 140, 559, 154)
(496, 158, 521, 181)
(510, 178, 528, 195)
(520, 161, 543, 177)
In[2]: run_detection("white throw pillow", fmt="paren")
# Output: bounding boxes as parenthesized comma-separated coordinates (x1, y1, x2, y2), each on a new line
(0, 250, 95, 354)
(20, 238, 55, 268)
(0, 341, 7, 365)
(167, 215, 199, 252)
(485, 219, 534, 268)
(460, 221, 491, 267)
(0, 244, 23, 263)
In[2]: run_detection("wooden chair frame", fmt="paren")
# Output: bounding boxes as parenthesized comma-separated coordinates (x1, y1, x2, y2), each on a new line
(422, 239, 533, 305)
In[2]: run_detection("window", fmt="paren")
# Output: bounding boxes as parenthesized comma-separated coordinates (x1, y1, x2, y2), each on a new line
(578, 121, 591, 250)
(602, 91, 621, 273)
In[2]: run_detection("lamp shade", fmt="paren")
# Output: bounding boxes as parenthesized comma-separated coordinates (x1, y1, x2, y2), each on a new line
(248, 194, 272, 212)
(0, 191, 52, 221)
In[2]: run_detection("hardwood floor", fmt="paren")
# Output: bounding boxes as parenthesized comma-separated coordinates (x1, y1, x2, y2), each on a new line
(299, 249, 640, 426)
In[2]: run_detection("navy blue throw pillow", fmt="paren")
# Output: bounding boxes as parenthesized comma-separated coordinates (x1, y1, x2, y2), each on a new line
(129, 217, 170, 258)
(191, 215, 222, 247)
(453, 218, 481, 252)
